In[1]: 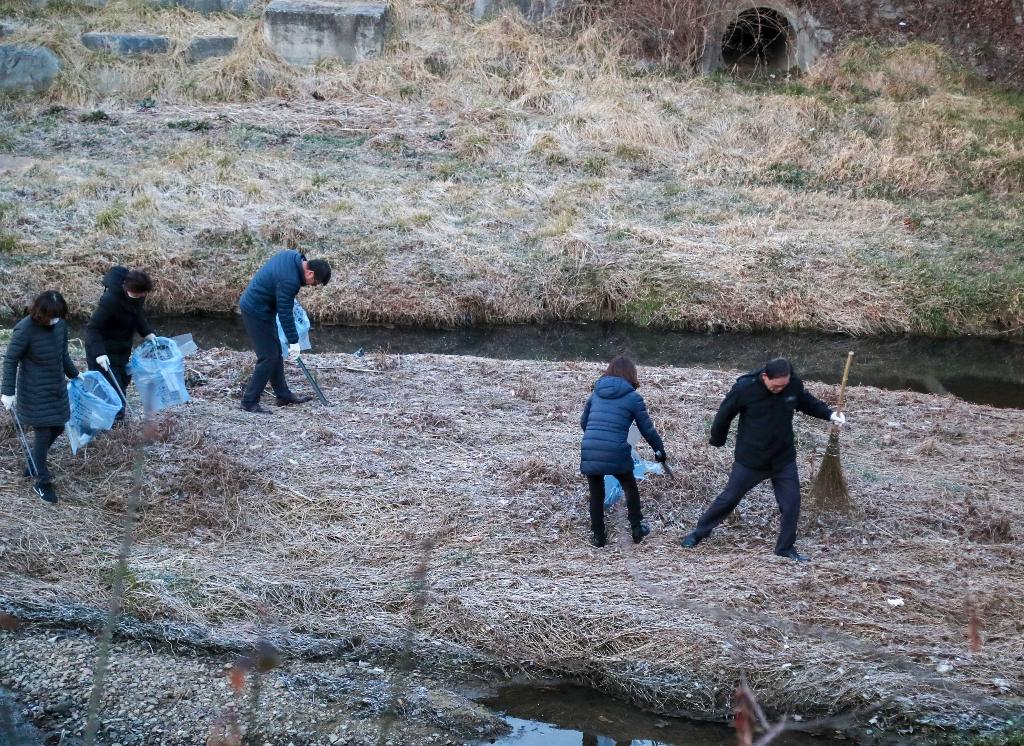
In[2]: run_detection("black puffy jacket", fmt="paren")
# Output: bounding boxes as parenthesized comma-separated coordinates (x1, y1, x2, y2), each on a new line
(85, 266, 153, 360)
(2, 317, 79, 427)
(709, 369, 832, 472)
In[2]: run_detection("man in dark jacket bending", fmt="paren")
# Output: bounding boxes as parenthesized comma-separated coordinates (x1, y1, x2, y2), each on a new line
(681, 358, 846, 561)
(86, 267, 157, 420)
(239, 249, 331, 414)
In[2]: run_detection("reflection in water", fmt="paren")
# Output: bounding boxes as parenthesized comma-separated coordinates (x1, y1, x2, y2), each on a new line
(484, 685, 826, 746)
(81, 317, 1024, 409)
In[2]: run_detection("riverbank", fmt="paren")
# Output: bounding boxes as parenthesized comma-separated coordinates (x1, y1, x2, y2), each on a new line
(1, 3, 1022, 336)
(1, 351, 1021, 742)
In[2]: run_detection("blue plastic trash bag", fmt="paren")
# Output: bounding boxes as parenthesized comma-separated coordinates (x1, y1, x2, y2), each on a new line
(604, 454, 665, 508)
(128, 336, 190, 415)
(276, 301, 312, 356)
(65, 371, 121, 454)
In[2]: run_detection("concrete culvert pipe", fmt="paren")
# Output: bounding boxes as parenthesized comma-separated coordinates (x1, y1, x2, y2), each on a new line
(700, 1, 823, 76)
(722, 7, 793, 72)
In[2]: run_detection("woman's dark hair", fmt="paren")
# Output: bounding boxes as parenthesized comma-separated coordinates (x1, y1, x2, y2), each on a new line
(123, 270, 153, 294)
(604, 355, 639, 389)
(29, 290, 69, 326)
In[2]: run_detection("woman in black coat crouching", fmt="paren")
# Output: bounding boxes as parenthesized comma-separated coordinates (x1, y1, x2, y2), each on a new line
(2, 291, 80, 504)
(580, 356, 667, 547)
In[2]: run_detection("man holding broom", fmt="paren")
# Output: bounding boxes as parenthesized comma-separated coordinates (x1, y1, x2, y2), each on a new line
(680, 358, 846, 562)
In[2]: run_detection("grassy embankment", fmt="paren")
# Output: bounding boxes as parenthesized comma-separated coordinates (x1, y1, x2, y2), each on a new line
(0, 0, 1022, 335)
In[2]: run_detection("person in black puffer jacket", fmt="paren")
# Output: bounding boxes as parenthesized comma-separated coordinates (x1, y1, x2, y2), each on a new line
(85, 267, 156, 420)
(680, 358, 847, 562)
(580, 356, 667, 548)
(2, 291, 81, 504)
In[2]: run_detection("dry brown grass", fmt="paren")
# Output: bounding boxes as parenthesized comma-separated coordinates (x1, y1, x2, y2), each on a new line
(0, 4, 1022, 335)
(1, 350, 1022, 732)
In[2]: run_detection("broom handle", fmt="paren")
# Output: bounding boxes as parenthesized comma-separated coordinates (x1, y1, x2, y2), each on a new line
(835, 351, 855, 414)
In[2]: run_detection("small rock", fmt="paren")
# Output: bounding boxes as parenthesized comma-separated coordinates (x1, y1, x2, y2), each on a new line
(0, 44, 61, 93)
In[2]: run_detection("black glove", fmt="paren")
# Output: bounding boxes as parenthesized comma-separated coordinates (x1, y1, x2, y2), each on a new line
(654, 450, 667, 463)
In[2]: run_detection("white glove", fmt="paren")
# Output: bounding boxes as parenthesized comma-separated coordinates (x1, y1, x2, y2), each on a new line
(96, 355, 111, 371)
(144, 333, 156, 342)
(830, 411, 847, 427)
(1, 394, 14, 411)
(287, 343, 301, 362)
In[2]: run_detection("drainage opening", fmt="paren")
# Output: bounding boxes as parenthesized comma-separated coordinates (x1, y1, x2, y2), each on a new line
(721, 7, 794, 73)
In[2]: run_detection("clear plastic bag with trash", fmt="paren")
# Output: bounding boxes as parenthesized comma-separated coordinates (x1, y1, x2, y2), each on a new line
(65, 371, 121, 454)
(276, 301, 312, 356)
(604, 424, 665, 508)
(128, 336, 190, 414)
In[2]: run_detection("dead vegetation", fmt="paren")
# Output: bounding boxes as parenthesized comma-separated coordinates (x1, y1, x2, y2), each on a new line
(1, 350, 1022, 734)
(0, 3, 1022, 336)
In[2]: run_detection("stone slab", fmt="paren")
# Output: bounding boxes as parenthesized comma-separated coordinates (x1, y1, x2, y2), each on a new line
(263, 0, 389, 66)
(185, 34, 237, 62)
(471, 0, 558, 22)
(0, 44, 60, 93)
(155, 0, 255, 15)
(80, 32, 171, 56)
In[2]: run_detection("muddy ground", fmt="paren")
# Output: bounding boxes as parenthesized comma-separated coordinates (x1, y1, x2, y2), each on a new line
(1, 350, 1022, 743)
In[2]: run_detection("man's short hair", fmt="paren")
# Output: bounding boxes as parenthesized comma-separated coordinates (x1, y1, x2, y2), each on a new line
(308, 259, 331, 286)
(124, 270, 153, 294)
(764, 358, 792, 379)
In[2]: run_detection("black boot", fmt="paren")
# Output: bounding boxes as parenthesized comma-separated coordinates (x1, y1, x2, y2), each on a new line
(590, 531, 607, 548)
(631, 522, 650, 544)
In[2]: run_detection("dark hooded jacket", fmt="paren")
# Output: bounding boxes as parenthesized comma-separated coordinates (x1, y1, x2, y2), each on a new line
(580, 375, 665, 476)
(238, 250, 306, 344)
(709, 368, 833, 472)
(2, 317, 79, 427)
(85, 266, 154, 361)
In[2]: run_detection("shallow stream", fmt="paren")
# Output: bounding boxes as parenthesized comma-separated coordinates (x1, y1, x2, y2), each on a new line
(138, 317, 1024, 409)
(481, 684, 834, 745)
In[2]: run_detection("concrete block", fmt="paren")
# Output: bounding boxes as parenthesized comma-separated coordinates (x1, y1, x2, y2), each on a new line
(155, 0, 255, 15)
(263, 0, 389, 66)
(0, 44, 61, 93)
(472, 0, 558, 22)
(185, 35, 237, 62)
(81, 32, 171, 56)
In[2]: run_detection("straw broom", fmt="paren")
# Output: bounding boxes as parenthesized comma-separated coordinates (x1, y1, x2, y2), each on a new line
(809, 351, 855, 515)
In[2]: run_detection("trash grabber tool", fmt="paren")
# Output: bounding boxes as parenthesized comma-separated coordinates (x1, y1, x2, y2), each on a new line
(296, 357, 330, 407)
(10, 408, 39, 478)
(102, 367, 134, 420)
(661, 460, 676, 481)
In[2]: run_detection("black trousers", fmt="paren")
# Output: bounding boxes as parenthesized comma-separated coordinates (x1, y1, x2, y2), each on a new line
(241, 311, 292, 407)
(29, 426, 64, 487)
(693, 460, 801, 554)
(586, 472, 642, 536)
(88, 353, 131, 419)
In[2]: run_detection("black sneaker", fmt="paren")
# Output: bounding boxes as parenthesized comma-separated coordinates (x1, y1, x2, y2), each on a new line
(590, 531, 607, 548)
(241, 402, 272, 414)
(33, 483, 58, 504)
(775, 548, 810, 562)
(680, 532, 702, 548)
(631, 523, 651, 544)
